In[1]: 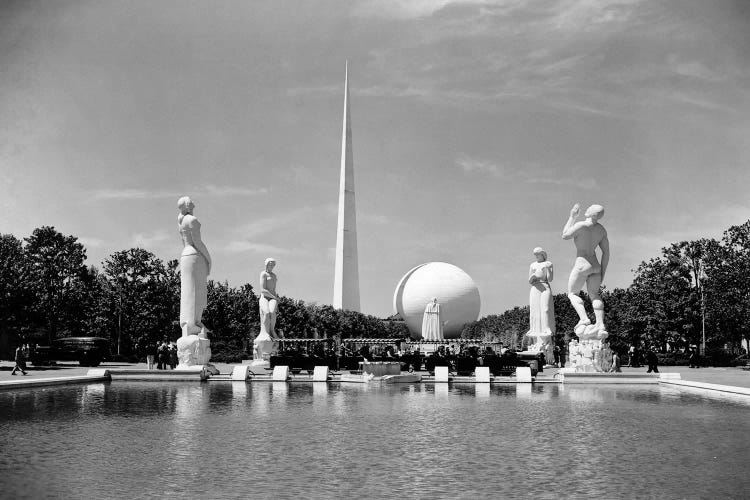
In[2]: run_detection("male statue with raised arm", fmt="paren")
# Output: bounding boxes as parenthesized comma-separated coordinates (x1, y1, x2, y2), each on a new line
(562, 203, 610, 340)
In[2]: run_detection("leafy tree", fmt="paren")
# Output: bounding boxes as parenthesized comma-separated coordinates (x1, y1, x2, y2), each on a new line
(203, 281, 256, 353)
(0, 234, 33, 357)
(24, 227, 89, 344)
(100, 248, 176, 354)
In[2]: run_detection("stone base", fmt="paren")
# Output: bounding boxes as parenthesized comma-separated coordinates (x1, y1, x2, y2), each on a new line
(176, 334, 212, 367)
(247, 360, 271, 376)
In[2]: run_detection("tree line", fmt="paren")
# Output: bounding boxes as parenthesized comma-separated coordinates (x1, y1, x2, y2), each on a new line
(2, 220, 748, 362)
(0, 226, 407, 361)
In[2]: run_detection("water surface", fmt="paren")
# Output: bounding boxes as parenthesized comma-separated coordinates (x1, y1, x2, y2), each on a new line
(1, 383, 748, 499)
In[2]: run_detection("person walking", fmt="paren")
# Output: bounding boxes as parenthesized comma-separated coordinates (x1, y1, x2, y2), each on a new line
(627, 344, 635, 367)
(646, 347, 659, 373)
(11, 345, 29, 376)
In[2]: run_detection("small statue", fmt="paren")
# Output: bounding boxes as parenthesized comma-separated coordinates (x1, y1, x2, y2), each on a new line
(568, 339, 580, 370)
(421, 297, 444, 341)
(562, 203, 610, 341)
(253, 258, 280, 361)
(580, 340, 595, 371)
(526, 247, 555, 362)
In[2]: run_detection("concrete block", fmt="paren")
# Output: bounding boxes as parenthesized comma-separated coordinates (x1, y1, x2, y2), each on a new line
(516, 366, 533, 383)
(312, 366, 329, 382)
(434, 366, 450, 383)
(86, 369, 109, 377)
(272, 365, 290, 381)
(475, 366, 491, 383)
(231, 365, 251, 381)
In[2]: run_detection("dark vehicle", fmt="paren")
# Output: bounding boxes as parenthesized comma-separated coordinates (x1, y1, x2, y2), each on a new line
(30, 337, 110, 367)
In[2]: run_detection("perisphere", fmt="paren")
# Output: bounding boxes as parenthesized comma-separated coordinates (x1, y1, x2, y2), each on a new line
(393, 262, 481, 339)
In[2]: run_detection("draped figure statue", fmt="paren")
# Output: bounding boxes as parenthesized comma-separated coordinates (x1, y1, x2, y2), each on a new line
(421, 297, 444, 341)
(526, 247, 555, 362)
(178, 196, 212, 337)
(175, 196, 215, 370)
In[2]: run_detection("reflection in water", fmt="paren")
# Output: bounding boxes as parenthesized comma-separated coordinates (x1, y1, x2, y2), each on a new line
(2, 383, 750, 499)
(516, 383, 532, 398)
(434, 383, 449, 398)
(474, 384, 490, 398)
(231, 381, 248, 399)
(313, 383, 328, 398)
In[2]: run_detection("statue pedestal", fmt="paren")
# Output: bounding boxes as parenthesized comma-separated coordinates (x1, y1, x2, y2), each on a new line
(176, 334, 219, 374)
(253, 332, 277, 361)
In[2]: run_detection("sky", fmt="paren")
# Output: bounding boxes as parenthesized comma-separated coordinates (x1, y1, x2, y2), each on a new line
(1, 0, 749, 319)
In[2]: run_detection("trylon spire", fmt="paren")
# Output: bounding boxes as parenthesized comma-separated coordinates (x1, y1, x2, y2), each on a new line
(333, 61, 361, 312)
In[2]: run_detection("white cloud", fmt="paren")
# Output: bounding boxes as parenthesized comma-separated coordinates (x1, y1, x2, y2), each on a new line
(90, 188, 173, 201)
(132, 232, 170, 249)
(205, 185, 268, 197)
(360, 213, 390, 225)
(456, 154, 503, 176)
(78, 237, 107, 249)
(89, 185, 267, 202)
(224, 241, 290, 255)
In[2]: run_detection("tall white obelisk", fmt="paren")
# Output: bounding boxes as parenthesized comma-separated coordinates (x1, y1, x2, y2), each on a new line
(333, 61, 361, 312)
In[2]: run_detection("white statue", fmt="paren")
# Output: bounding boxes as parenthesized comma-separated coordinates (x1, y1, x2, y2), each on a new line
(253, 258, 280, 361)
(526, 247, 555, 362)
(421, 297, 444, 341)
(568, 339, 580, 370)
(175, 196, 214, 369)
(562, 203, 610, 341)
(580, 340, 595, 371)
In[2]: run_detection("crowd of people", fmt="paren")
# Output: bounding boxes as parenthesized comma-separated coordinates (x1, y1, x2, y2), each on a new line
(135, 340, 178, 370)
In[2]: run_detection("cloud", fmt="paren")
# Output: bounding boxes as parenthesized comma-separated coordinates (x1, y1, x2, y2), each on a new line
(457, 154, 600, 190)
(234, 206, 317, 239)
(89, 185, 267, 202)
(78, 237, 107, 249)
(455, 154, 504, 177)
(132, 232, 170, 248)
(204, 185, 268, 196)
(224, 241, 290, 255)
(526, 177, 599, 190)
(360, 213, 390, 225)
(352, 0, 494, 20)
(90, 189, 173, 201)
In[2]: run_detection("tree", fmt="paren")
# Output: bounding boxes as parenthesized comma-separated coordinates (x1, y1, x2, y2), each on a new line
(24, 227, 89, 344)
(203, 280, 256, 354)
(101, 248, 175, 355)
(704, 221, 750, 352)
(0, 234, 34, 357)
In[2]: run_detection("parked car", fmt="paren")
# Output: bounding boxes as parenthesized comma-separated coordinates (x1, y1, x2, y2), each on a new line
(30, 337, 111, 367)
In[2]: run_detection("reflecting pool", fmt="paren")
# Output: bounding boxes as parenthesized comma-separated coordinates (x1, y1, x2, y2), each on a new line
(1, 383, 749, 499)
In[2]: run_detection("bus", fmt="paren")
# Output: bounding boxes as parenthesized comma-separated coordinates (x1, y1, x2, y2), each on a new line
(30, 337, 111, 367)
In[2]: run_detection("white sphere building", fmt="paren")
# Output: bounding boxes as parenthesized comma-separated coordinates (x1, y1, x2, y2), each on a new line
(393, 262, 481, 340)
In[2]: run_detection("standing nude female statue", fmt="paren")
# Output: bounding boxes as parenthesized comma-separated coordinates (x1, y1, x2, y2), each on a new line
(253, 258, 280, 362)
(259, 258, 280, 338)
(562, 203, 610, 340)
